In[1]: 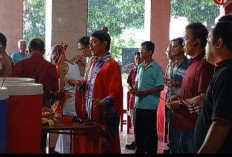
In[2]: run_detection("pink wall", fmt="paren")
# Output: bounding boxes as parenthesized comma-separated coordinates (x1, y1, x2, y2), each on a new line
(0, 0, 23, 55)
(150, 0, 171, 72)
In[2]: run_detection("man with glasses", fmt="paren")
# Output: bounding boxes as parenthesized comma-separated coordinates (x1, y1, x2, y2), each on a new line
(130, 41, 164, 154)
(70, 37, 89, 79)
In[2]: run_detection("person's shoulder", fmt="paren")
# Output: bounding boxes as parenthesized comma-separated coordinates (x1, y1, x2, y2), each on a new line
(151, 60, 162, 68)
(11, 52, 20, 57)
(201, 58, 214, 69)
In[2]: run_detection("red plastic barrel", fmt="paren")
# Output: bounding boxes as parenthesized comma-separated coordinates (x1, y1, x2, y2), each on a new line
(4, 83, 43, 154)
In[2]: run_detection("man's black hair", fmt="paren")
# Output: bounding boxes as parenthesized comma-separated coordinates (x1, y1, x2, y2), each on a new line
(91, 30, 111, 51)
(78, 36, 90, 47)
(29, 38, 45, 52)
(186, 22, 208, 48)
(141, 41, 155, 54)
(213, 22, 232, 53)
(0, 32, 7, 48)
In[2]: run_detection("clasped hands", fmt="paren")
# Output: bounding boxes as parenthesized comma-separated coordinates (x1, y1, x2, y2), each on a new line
(65, 78, 82, 87)
(167, 95, 202, 114)
(164, 77, 177, 87)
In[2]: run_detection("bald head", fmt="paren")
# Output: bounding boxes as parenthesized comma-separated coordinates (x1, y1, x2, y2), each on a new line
(29, 38, 45, 54)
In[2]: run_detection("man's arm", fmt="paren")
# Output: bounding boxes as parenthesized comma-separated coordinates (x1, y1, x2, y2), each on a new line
(198, 119, 231, 154)
(132, 85, 164, 96)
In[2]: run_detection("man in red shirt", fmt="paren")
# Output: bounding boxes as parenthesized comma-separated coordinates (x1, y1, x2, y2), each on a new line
(11, 38, 59, 153)
(167, 23, 214, 154)
(12, 38, 58, 108)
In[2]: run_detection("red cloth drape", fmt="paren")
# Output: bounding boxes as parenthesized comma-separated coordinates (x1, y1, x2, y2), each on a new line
(156, 87, 167, 140)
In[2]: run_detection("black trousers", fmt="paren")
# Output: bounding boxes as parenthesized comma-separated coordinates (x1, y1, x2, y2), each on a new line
(40, 131, 47, 149)
(135, 108, 157, 154)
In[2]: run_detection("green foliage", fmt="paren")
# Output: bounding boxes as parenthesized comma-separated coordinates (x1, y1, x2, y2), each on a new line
(171, 0, 220, 25)
(88, 0, 145, 58)
(88, 0, 144, 36)
(110, 36, 136, 58)
(23, 0, 45, 44)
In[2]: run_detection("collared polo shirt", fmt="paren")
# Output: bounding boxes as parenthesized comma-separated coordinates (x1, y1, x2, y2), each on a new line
(11, 51, 30, 64)
(194, 59, 232, 153)
(135, 60, 163, 110)
(173, 53, 214, 130)
(170, 56, 189, 96)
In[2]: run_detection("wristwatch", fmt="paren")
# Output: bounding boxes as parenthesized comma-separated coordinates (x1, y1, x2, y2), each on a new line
(179, 100, 185, 110)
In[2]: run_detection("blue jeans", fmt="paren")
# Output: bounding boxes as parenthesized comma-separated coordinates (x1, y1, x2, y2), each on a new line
(179, 129, 196, 154)
(167, 108, 181, 154)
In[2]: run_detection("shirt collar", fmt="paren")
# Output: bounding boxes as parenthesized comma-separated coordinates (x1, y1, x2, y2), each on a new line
(215, 59, 232, 67)
(93, 51, 111, 61)
(189, 52, 205, 64)
(30, 52, 44, 58)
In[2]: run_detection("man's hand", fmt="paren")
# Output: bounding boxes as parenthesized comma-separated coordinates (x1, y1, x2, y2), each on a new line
(187, 101, 202, 115)
(92, 98, 104, 108)
(167, 100, 180, 112)
(167, 95, 178, 103)
(65, 78, 82, 87)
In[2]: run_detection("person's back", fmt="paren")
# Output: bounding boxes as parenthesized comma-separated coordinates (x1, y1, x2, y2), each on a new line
(11, 38, 58, 108)
(11, 39, 30, 64)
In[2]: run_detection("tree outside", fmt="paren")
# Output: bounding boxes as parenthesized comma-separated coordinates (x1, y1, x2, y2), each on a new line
(23, 0, 45, 44)
(23, 0, 220, 58)
(171, 0, 220, 29)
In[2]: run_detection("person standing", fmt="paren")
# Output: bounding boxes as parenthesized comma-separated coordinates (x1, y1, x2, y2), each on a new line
(130, 41, 164, 154)
(50, 43, 81, 154)
(76, 37, 94, 79)
(195, 21, 232, 154)
(125, 51, 143, 150)
(163, 43, 175, 153)
(11, 38, 58, 107)
(166, 37, 189, 154)
(11, 38, 59, 153)
(0, 32, 14, 77)
(70, 39, 87, 79)
(68, 28, 123, 154)
(167, 23, 214, 154)
(11, 39, 30, 64)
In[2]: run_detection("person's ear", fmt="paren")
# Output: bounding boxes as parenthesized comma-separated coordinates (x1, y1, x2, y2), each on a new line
(102, 41, 107, 47)
(194, 39, 200, 47)
(29, 47, 32, 54)
(216, 37, 223, 49)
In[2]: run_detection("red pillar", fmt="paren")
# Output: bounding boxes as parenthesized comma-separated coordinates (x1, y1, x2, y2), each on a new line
(150, 0, 171, 72)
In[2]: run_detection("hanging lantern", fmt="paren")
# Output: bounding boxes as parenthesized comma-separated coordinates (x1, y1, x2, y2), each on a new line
(213, 0, 226, 5)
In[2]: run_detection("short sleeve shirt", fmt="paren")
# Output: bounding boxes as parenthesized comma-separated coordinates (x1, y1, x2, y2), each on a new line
(135, 60, 164, 110)
(11, 53, 59, 107)
(173, 53, 214, 130)
(11, 51, 30, 64)
(194, 60, 232, 153)
(170, 56, 189, 96)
